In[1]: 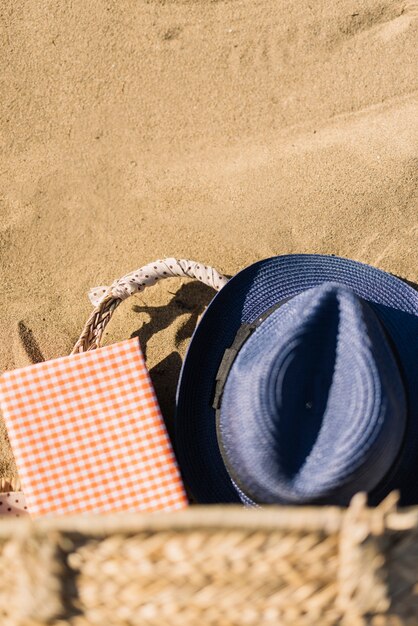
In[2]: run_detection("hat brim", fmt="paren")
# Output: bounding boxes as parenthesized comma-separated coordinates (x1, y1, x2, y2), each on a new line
(175, 254, 418, 505)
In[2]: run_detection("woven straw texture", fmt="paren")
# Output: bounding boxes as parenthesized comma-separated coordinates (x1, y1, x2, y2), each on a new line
(0, 494, 418, 625)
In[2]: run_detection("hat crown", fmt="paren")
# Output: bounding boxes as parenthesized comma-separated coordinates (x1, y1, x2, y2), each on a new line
(218, 282, 407, 505)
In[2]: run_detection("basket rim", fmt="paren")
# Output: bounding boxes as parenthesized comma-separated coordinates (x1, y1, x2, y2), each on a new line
(0, 503, 417, 537)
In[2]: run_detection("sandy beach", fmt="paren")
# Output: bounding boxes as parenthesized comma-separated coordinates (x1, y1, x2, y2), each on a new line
(1, 0, 417, 480)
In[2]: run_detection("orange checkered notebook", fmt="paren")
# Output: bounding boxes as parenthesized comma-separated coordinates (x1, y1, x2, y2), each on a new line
(0, 338, 187, 517)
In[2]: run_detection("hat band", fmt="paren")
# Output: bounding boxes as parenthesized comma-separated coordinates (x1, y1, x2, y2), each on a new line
(212, 296, 294, 413)
(212, 296, 296, 505)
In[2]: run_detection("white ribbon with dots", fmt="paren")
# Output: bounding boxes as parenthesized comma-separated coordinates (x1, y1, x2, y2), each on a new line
(88, 258, 229, 307)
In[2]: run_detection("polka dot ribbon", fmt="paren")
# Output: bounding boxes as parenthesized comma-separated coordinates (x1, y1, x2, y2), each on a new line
(0, 491, 29, 518)
(0, 479, 30, 518)
(88, 258, 229, 307)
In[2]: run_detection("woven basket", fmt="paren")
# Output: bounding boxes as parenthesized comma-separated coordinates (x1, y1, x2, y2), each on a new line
(1, 259, 418, 626)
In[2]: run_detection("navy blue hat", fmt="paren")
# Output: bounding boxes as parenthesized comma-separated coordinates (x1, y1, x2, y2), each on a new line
(175, 255, 418, 506)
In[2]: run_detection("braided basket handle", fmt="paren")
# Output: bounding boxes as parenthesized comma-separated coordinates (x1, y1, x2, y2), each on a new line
(72, 258, 228, 354)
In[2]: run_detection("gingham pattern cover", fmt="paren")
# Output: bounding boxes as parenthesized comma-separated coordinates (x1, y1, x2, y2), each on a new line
(0, 338, 187, 517)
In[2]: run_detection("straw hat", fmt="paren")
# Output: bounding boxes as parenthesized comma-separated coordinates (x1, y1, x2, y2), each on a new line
(175, 254, 418, 506)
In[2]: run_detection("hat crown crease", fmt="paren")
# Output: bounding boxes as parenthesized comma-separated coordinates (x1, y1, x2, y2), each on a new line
(218, 282, 407, 505)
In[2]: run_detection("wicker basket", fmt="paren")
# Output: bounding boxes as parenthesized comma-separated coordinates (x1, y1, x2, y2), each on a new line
(1, 495, 418, 625)
(1, 259, 418, 626)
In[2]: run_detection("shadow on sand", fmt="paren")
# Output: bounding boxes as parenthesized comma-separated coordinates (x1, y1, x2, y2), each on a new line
(130, 280, 217, 439)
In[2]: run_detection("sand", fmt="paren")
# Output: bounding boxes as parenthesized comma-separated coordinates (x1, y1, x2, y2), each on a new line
(0, 0, 417, 480)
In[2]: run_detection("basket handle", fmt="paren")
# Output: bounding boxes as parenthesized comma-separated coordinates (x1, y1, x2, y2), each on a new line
(71, 257, 228, 354)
